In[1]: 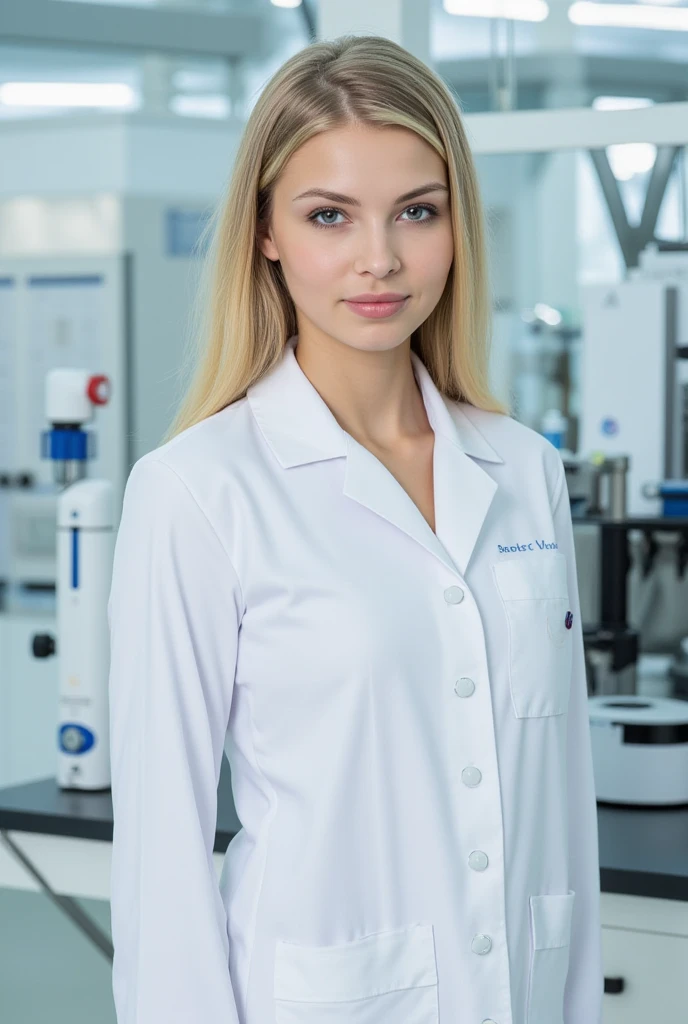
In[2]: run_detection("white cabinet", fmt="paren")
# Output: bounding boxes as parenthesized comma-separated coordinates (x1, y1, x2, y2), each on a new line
(0, 611, 59, 787)
(602, 890, 688, 1022)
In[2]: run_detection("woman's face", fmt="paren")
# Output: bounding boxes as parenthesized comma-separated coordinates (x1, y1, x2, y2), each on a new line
(257, 123, 455, 354)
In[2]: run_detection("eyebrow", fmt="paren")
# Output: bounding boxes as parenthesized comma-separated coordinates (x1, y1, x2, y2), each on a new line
(292, 181, 450, 206)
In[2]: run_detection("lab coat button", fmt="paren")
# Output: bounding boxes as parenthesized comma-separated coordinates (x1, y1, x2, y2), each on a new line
(471, 933, 492, 955)
(468, 850, 489, 871)
(461, 766, 482, 787)
(454, 676, 475, 697)
(444, 585, 465, 604)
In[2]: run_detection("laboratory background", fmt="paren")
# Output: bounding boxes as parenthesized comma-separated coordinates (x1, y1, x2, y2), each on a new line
(1, 0, 688, 1020)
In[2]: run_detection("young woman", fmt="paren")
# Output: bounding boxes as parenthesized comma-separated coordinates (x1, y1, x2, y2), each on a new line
(107, 34, 603, 1024)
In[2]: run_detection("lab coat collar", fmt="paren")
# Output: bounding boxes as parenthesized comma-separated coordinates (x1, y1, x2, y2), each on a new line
(246, 334, 503, 577)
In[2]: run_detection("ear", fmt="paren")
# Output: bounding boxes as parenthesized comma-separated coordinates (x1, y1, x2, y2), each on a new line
(256, 221, 280, 262)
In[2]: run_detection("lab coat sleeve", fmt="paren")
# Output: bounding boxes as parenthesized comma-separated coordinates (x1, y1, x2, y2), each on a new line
(107, 456, 243, 1024)
(550, 457, 605, 1024)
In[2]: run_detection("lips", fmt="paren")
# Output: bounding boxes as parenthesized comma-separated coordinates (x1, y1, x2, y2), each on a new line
(346, 294, 408, 302)
(343, 297, 409, 319)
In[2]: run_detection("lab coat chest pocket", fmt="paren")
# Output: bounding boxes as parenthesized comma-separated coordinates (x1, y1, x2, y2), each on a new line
(491, 553, 573, 718)
(273, 923, 439, 1024)
(527, 891, 576, 1024)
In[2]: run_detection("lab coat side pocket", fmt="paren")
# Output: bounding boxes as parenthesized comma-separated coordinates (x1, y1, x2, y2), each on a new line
(273, 923, 439, 1024)
(526, 890, 576, 1024)
(491, 553, 574, 718)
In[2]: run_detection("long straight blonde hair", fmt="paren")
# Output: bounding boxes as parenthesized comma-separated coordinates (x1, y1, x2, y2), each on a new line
(161, 34, 509, 445)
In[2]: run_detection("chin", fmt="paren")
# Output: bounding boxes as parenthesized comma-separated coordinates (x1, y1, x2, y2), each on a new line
(339, 335, 411, 354)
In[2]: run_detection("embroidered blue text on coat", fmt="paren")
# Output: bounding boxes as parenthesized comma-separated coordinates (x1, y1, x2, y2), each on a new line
(497, 540, 559, 553)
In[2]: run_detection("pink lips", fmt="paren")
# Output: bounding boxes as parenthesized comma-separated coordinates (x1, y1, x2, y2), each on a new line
(344, 297, 409, 319)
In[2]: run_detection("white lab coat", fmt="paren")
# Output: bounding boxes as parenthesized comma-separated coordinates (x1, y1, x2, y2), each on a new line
(108, 334, 604, 1024)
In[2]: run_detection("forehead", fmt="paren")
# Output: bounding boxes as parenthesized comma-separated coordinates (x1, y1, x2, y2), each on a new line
(277, 125, 446, 195)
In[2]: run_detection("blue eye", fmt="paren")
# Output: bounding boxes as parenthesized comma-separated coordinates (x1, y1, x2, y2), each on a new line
(307, 203, 439, 230)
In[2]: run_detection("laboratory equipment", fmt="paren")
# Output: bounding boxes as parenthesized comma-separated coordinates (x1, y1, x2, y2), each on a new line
(580, 455, 636, 697)
(580, 242, 688, 517)
(576, 247, 688, 707)
(589, 694, 688, 807)
(32, 369, 114, 791)
(541, 407, 568, 450)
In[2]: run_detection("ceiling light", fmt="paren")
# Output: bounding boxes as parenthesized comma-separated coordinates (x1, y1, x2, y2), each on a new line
(535, 304, 563, 326)
(443, 0, 549, 21)
(170, 94, 231, 119)
(608, 143, 657, 180)
(270, 0, 302, 8)
(593, 96, 653, 110)
(0, 82, 136, 109)
(569, 2, 688, 31)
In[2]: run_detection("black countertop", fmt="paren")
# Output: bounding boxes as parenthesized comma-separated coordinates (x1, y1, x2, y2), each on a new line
(1, 758, 687, 902)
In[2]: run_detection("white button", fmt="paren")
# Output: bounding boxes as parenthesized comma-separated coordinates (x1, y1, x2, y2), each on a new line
(462, 766, 482, 787)
(471, 933, 492, 955)
(468, 850, 489, 871)
(454, 676, 475, 697)
(444, 585, 464, 604)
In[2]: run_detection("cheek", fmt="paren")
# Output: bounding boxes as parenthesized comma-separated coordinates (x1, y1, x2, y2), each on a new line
(412, 224, 454, 281)
(283, 233, 345, 287)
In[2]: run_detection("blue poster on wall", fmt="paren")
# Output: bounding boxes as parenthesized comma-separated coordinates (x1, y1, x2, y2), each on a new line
(165, 208, 212, 258)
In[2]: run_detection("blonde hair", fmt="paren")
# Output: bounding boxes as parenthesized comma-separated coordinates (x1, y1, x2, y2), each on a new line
(161, 33, 509, 444)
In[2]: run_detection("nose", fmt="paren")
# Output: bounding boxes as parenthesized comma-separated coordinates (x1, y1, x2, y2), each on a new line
(353, 222, 401, 277)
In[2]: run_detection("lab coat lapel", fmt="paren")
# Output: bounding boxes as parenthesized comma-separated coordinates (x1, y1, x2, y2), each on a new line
(408, 350, 501, 578)
(341, 434, 457, 574)
(431, 429, 499, 579)
(341, 429, 499, 579)
(246, 335, 503, 579)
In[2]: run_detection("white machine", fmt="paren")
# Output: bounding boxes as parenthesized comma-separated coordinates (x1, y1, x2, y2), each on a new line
(579, 243, 688, 517)
(589, 694, 688, 807)
(32, 368, 114, 791)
